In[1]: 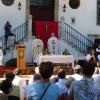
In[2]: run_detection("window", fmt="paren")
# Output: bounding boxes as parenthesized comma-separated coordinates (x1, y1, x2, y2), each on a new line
(69, 0, 80, 9)
(97, 0, 100, 25)
(1, 0, 14, 6)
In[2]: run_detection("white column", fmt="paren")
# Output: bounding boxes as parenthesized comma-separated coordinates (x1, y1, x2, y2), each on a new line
(60, 16, 65, 40)
(54, 0, 59, 21)
(28, 14, 32, 38)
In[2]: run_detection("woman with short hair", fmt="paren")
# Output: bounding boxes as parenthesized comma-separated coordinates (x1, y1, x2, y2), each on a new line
(26, 62, 60, 100)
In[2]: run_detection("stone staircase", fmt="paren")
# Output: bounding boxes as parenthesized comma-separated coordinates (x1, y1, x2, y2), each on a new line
(3, 38, 81, 65)
(3, 22, 94, 65)
(2, 22, 28, 65)
(61, 23, 94, 55)
(59, 40, 84, 57)
(3, 37, 34, 65)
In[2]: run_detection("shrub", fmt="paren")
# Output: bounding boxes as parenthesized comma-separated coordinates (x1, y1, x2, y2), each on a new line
(62, 49, 70, 55)
(5, 58, 17, 68)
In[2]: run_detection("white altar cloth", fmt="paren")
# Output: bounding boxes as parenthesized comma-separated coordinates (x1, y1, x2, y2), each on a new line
(38, 55, 74, 67)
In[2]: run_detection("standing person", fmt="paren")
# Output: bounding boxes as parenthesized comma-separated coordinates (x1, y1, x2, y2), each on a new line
(32, 36, 44, 64)
(47, 33, 59, 55)
(0, 79, 20, 100)
(69, 62, 97, 100)
(25, 73, 41, 100)
(96, 45, 100, 67)
(96, 45, 100, 60)
(4, 21, 15, 49)
(4, 72, 15, 82)
(86, 48, 96, 61)
(71, 65, 82, 81)
(56, 68, 68, 95)
(27, 62, 60, 100)
(93, 73, 100, 100)
(12, 68, 26, 100)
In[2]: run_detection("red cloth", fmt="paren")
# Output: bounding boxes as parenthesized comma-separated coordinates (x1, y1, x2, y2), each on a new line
(0, 66, 14, 75)
(35, 21, 58, 48)
(4, 67, 14, 73)
(0, 66, 4, 75)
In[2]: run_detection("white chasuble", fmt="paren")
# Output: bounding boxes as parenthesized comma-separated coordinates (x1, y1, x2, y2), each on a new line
(32, 38, 44, 63)
(47, 37, 59, 55)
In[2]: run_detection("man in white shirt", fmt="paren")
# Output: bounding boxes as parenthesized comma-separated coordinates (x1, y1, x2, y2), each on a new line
(86, 48, 95, 61)
(12, 68, 26, 100)
(71, 65, 82, 80)
(47, 33, 59, 55)
(32, 36, 44, 64)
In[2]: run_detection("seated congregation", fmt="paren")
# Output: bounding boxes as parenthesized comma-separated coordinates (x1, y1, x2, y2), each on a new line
(0, 60, 99, 100)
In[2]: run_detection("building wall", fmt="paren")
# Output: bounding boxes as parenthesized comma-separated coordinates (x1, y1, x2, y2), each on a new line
(0, 0, 26, 36)
(0, 0, 99, 36)
(58, 0, 100, 35)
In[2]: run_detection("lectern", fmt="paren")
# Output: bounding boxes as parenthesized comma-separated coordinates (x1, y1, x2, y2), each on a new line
(16, 45, 26, 69)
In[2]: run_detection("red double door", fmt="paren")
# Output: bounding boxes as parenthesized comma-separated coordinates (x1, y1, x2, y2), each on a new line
(34, 21, 58, 48)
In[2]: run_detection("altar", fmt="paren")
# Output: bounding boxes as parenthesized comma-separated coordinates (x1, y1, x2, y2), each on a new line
(38, 55, 74, 67)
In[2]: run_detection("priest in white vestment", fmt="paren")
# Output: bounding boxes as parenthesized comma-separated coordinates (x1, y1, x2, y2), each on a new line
(47, 33, 59, 55)
(32, 36, 44, 64)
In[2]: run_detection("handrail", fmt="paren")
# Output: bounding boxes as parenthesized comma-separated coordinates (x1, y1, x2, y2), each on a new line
(65, 23, 93, 43)
(0, 22, 28, 51)
(64, 23, 94, 54)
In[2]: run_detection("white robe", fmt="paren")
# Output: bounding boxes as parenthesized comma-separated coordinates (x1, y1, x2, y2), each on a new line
(32, 38, 44, 63)
(47, 36, 59, 55)
(12, 76, 26, 100)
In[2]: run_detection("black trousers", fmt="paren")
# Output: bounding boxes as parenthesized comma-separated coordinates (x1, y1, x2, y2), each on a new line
(5, 33, 15, 48)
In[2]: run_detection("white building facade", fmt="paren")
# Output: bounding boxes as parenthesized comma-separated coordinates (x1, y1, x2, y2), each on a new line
(57, 0, 100, 36)
(0, 0, 27, 36)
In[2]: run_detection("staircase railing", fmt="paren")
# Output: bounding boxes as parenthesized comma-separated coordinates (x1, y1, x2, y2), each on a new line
(64, 23, 94, 54)
(1, 22, 28, 50)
